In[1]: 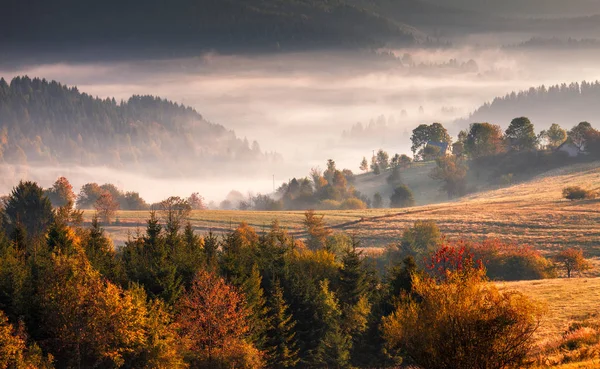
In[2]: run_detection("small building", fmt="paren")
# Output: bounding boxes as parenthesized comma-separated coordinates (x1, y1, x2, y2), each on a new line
(556, 140, 583, 157)
(426, 141, 449, 155)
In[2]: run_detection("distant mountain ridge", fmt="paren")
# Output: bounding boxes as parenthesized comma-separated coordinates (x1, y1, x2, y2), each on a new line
(0, 76, 277, 176)
(1, 0, 428, 57)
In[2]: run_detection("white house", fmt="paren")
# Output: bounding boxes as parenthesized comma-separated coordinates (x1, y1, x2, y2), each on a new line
(556, 141, 583, 157)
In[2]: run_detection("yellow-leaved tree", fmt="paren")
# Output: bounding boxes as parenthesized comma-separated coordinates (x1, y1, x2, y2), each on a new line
(383, 244, 543, 369)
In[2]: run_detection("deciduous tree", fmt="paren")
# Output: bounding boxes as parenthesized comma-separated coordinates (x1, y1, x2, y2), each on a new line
(176, 270, 262, 368)
(505, 117, 538, 151)
(94, 192, 119, 224)
(45, 176, 76, 208)
(555, 248, 591, 278)
(430, 155, 468, 198)
(465, 123, 505, 158)
(383, 250, 542, 369)
(303, 210, 332, 250)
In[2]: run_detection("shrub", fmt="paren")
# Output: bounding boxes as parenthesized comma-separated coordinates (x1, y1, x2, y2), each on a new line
(390, 185, 415, 208)
(383, 258, 543, 369)
(339, 198, 367, 210)
(400, 221, 442, 258)
(540, 315, 600, 366)
(563, 186, 596, 200)
(468, 239, 556, 281)
(500, 173, 513, 186)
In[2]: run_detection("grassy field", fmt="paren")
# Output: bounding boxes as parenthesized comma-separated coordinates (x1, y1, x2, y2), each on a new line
(97, 161, 600, 258)
(500, 277, 600, 348)
(345, 161, 600, 253)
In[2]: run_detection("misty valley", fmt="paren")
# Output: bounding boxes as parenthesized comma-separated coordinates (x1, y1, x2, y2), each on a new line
(2, 0, 600, 368)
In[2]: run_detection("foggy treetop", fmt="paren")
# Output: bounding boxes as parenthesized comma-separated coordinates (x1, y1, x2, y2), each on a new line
(459, 81, 600, 129)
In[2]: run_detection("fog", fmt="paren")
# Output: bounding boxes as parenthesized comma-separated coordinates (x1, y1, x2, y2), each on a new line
(3, 44, 600, 202)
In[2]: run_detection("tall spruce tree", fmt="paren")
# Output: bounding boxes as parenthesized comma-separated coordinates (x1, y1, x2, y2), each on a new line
(82, 216, 123, 285)
(243, 264, 269, 351)
(121, 212, 183, 304)
(203, 231, 219, 271)
(266, 280, 299, 369)
(312, 280, 352, 368)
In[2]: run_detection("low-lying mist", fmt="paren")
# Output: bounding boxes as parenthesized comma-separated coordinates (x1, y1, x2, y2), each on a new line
(3, 43, 600, 202)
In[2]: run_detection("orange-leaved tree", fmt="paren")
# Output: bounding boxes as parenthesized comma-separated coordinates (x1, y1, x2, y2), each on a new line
(176, 269, 263, 368)
(555, 248, 591, 278)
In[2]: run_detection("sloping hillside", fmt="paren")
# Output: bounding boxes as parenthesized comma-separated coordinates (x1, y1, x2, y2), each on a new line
(344, 161, 600, 250)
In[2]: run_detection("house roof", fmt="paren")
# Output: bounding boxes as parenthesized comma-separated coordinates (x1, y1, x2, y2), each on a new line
(556, 138, 581, 151)
(426, 141, 449, 153)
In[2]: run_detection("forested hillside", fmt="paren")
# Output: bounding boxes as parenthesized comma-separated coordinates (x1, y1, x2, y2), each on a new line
(458, 81, 600, 129)
(0, 76, 276, 175)
(1, 0, 422, 56)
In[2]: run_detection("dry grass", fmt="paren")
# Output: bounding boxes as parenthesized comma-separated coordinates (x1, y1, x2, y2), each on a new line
(344, 161, 600, 254)
(498, 278, 600, 348)
(499, 278, 600, 367)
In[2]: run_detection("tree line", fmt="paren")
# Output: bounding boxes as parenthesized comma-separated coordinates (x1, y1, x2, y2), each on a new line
(1, 178, 590, 368)
(461, 81, 600, 128)
(358, 118, 600, 201)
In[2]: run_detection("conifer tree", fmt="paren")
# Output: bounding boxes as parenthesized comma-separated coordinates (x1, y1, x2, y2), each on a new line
(203, 231, 219, 270)
(121, 212, 183, 304)
(3, 181, 54, 242)
(243, 264, 269, 351)
(312, 280, 351, 367)
(82, 216, 123, 285)
(266, 280, 299, 369)
(339, 241, 367, 307)
(46, 221, 78, 256)
(174, 222, 205, 287)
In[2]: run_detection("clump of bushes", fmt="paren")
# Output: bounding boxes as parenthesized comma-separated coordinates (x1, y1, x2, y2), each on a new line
(383, 244, 543, 369)
(468, 239, 556, 280)
(563, 186, 597, 200)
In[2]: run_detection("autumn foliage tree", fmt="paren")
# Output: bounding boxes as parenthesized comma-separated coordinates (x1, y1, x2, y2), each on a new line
(0, 310, 53, 368)
(303, 210, 332, 251)
(383, 244, 543, 369)
(176, 270, 263, 368)
(464, 123, 505, 158)
(555, 248, 591, 278)
(94, 192, 119, 224)
(430, 155, 468, 198)
(37, 251, 183, 368)
(45, 176, 76, 208)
